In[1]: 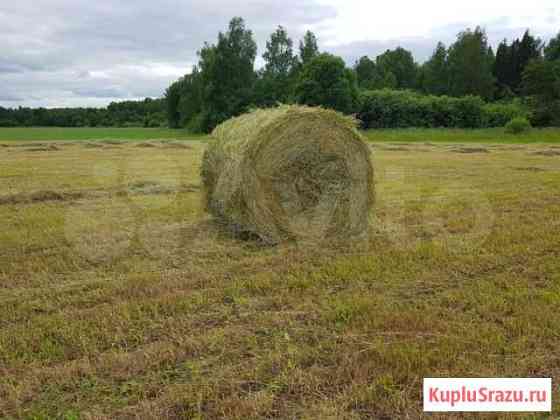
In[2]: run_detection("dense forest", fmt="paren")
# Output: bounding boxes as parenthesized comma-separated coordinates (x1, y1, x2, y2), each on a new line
(166, 18, 560, 132)
(0, 98, 166, 128)
(2, 18, 559, 131)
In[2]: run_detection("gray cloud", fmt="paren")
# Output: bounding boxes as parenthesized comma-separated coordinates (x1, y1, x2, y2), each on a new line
(330, 38, 437, 65)
(1, 2, 558, 107)
(71, 87, 128, 99)
(0, 94, 23, 102)
(330, 19, 560, 66)
(0, 0, 336, 107)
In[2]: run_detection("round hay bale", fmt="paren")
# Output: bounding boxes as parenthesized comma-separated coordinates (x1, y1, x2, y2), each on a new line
(201, 105, 374, 244)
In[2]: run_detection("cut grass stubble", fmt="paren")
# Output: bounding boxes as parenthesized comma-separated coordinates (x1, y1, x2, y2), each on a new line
(0, 134, 559, 418)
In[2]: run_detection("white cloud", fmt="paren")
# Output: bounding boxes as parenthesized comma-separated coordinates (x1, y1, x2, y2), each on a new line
(314, 0, 559, 44)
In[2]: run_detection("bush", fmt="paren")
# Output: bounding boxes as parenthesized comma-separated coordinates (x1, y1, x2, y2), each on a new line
(505, 117, 531, 134)
(185, 113, 207, 133)
(0, 119, 17, 127)
(482, 101, 529, 127)
(357, 89, 528, 129)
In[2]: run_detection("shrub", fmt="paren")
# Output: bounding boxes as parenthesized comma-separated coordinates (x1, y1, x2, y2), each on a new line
(482, 101, 529, 127)
(357, 89, 528, 129)
(505, 117, 531, 134)
(0, 119, 17, 127)
(451, 95, 486, 128)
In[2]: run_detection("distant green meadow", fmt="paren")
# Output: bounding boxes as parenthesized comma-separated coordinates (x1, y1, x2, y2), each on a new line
(1, 126, 560, 144)
(363, 127, 560, 144)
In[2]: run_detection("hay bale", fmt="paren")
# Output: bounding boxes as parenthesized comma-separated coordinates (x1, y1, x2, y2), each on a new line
(201, 105, 374, 244)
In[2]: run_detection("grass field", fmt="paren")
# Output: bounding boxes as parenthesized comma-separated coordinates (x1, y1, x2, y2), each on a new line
(1, 134, 559, 418)
(2, 126, 560, 144)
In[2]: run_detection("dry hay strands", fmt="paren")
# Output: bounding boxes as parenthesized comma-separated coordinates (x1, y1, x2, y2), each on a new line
(117, 181, 199, 196)
(158, 141, 194, 150)
(16, 144, 61, 152)
(0, 190, 85, 205)
(0, 184, 199, 206)
(82, 142, 106, 148)
(201, 105, 375, 245)
(135, 142, 159, 148)
(451, 147, 490, 154)
(531, 149, 560, 157)
(379, 145, 411, 152)
(99, 140, 125, 146)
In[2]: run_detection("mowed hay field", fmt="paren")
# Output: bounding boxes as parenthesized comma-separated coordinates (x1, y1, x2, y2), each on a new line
(1, 134, 560, 418)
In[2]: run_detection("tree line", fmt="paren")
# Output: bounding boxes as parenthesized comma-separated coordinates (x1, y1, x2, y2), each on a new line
(167, 18, 560, 131)
(0, 98, 166, 128)
(1, 18, 558, 130)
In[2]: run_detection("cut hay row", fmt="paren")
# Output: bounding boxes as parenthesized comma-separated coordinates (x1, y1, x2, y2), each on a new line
(201, 105, 375, 244)
(0, 183, 200, 206)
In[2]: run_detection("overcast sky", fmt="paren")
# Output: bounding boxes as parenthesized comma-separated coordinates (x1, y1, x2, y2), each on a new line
(1, 0, 559, 108)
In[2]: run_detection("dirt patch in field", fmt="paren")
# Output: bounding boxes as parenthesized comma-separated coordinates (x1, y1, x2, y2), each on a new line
(451, 147, 490, 154)
(0, 190, 85, 205)
(531, 150, 560, 157)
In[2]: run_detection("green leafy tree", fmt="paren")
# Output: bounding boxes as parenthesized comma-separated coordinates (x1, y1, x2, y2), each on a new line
(492, 31, 542, 95)
(354, 56, 377, 90)
(295, 53, 358, 113)
(198, 17, 257, 131)
(165, 81, 182, 128)
(514, 30, 543, 88)
(375, 47, 418, 89)
(299, 31, 319, 64)
(178, 67, 203, 128)
(422, 42, 449, 95)
(447, 27, 495, 99)
(494, 39, 514, 93)
(378, 71, 397, 89)
(545, 32, 560, 62)
(523, 59, 560, 125)
(257, 26, 298, 105)
(263, 26, 297, 77)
